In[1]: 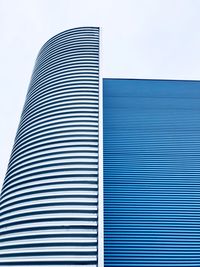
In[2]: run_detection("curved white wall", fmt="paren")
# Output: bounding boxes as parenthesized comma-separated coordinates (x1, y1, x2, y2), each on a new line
(0, 27, 99, 267)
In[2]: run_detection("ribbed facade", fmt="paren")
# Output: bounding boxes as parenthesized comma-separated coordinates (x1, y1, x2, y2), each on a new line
(104, 79, 200, 266)
(0, 27, 99, 266)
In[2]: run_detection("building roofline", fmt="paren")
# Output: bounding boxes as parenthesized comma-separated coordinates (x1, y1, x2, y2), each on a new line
(103, 77, 200, 82)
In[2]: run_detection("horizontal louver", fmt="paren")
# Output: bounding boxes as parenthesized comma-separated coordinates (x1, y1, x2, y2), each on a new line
(104, 79, 200, 267)
(0, 27, 99, 267)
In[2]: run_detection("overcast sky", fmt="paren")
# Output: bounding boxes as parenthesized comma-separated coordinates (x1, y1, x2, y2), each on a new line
(1, 0, 200, 189)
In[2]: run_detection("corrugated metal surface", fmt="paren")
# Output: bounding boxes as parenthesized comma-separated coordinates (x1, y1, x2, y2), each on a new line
(0, 27, 99, 267)
(103, 79, 200, 267)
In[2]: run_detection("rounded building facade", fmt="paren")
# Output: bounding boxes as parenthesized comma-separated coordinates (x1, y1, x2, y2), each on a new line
(0, 27, 100, 267)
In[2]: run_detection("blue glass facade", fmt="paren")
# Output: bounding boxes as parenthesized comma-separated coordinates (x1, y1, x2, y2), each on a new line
(104, 78, 200, 266)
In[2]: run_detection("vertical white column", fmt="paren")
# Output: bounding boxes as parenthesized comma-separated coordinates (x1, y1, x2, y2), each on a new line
(98, 27, 104, 267)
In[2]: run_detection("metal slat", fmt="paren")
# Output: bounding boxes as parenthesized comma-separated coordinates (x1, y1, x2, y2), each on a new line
(104, 79, 200, 267)
(0, 27, 99, 267)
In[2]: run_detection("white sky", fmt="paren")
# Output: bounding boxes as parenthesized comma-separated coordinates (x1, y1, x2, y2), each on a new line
(1, 0, 200, 190)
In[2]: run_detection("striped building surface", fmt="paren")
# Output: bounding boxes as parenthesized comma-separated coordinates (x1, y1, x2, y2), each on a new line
(104, 79, 200, 267)
(0, 27, 100, 266)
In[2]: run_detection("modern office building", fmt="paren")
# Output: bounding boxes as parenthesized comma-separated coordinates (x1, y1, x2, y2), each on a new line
(1, 27, 100, 267)
(1, 27, 200, 267)
(103, 78, 200, 266)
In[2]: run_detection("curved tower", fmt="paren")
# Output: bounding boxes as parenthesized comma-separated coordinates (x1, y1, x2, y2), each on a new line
(1, 27, 100, 267)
